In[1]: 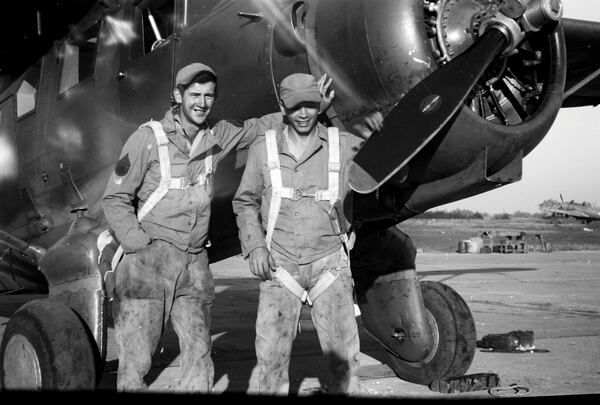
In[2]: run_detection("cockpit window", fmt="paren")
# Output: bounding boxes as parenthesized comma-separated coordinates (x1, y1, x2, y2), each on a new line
(16, 60, 41, 119)
(58, 20, 101, 95)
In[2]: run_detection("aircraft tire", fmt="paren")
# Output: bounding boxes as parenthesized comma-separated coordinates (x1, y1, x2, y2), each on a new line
(385, 280, 476, 385)
(0, 299, 97, 390)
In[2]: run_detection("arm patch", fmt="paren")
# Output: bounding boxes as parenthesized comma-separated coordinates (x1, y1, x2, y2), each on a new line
(115, 154, 131, 176)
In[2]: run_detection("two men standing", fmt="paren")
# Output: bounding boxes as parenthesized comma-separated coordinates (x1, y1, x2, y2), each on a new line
(102, 61, 379, 394)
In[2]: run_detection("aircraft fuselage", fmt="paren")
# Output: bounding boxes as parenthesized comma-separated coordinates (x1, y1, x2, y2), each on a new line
(0, 0, 567, 254)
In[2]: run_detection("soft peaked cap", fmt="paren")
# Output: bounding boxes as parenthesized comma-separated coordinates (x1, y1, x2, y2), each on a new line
(175, 63, 217, 87)
(279, 73, 321, 109)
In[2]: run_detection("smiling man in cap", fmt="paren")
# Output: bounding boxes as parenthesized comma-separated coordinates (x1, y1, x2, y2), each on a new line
(102, 62, 312, 392)
(233, 73, 382, 395)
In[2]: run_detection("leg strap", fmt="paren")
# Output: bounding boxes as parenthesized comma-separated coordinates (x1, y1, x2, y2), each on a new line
(309, 269, 339, 303)
(273, 266, 309, 304)
(273, 266, 339, 307)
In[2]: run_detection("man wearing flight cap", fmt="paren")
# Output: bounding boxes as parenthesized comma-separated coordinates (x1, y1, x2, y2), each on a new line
(233, 73, 382, 395)
(102, 63, 332, 392)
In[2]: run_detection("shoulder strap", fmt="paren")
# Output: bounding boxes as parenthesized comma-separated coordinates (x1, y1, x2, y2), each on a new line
(191, 129, 214, 185)
(136, 121, 172, 220)
(315, 127, 340, 204)
(264, 130, 296, 248)
(265, 130, 281, 249)
(327, 127, 340, 203)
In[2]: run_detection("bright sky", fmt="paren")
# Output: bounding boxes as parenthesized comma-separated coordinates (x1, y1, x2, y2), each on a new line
(438, 0, 600, 214)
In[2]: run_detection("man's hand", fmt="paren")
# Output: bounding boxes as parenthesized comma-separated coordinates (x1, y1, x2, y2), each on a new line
(351, 111, 384, 140)
(346, 230, 356, 251)
(249, 246, 276, 281)
(364, 111, 384, 133)
(317, 73, 335, 114)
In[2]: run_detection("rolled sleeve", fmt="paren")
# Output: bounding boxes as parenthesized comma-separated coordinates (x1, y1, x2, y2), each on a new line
(232, 141, 267, 258)
(101, 130, 152, 253)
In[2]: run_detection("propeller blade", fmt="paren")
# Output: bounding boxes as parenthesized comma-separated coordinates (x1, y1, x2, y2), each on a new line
(349, 28, 509, 194)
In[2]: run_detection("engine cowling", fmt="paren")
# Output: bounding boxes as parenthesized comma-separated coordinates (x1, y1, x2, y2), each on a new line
(301, 0, 566, 217)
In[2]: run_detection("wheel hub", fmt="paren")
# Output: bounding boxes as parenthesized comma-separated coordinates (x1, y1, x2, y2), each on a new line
(400, 309, 440, 366)
(3, 334, 42, 390)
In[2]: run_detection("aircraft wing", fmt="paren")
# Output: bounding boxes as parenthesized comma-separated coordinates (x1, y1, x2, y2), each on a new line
(561, 18, 600, 108)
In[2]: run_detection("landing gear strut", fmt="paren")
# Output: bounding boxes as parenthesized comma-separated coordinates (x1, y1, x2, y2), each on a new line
(352, 226, 476, 385)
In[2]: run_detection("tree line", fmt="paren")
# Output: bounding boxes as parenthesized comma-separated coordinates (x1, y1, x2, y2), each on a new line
(416, 198, 564, 220)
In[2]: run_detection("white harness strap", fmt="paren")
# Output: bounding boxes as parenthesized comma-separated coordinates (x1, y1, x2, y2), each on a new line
(187, 128, 214, 187)
(264, 127, 342, 306)
(315, 127, 340, 204)
(136, 121, 171, 220)
(265, 130, 287, 249)
(265, 127, 340, 248)
(108, 121, 212, 271)
(273, 266, 340, 307)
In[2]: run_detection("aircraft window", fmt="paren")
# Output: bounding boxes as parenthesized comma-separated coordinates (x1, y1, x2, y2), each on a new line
(16, 61, 41, 119)
(58, 21, 101, 95)
(141, 0, 175, 54)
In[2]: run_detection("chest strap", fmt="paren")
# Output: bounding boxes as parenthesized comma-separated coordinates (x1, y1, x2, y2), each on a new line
(107, 120, 212, 271)
(264, 127, 340, 249)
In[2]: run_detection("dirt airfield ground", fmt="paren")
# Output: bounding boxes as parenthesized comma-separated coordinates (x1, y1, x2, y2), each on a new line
(1, 218, 599, 399)
(97, 250, 599, 399)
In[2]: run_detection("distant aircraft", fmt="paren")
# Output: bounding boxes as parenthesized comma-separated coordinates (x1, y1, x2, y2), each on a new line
(0, 0, 599, 391)
(543, 195, 600, 224)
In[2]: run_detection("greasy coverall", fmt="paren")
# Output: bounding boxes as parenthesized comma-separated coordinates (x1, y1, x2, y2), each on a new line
(232, 122, 364, 394)
(102, 107, 280, 391)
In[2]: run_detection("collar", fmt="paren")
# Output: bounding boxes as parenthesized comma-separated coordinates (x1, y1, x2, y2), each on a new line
(277, 123, 328, 161)
(276, 123, 328, 147)
(171, 107, 210, 139)
(161, 107, 218, 158)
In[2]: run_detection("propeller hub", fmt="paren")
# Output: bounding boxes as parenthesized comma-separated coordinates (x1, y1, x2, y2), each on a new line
(521, 0, 563, 32)
(479, 13, 524, 55)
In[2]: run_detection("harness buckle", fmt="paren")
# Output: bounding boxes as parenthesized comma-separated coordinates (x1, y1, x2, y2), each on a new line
(291, 188, 316, 200)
